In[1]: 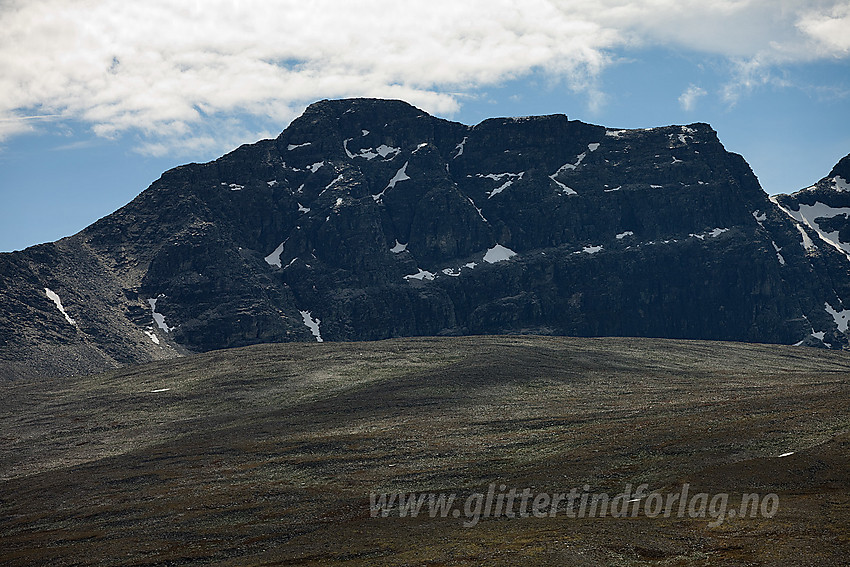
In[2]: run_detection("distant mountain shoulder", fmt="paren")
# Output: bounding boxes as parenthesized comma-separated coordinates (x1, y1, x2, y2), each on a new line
(2, 98, 850, 379)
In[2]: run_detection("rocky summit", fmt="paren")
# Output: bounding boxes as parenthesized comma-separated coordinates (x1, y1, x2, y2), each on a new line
(2, 98, 850, 379)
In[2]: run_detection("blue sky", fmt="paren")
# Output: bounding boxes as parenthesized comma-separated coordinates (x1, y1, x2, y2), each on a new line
(1, 1, 849, 252)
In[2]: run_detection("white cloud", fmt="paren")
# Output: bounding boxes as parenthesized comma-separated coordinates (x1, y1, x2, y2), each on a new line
(797, 3, 850, 55)
(0, 0, 847, 155)
(679, 85, 707, 111)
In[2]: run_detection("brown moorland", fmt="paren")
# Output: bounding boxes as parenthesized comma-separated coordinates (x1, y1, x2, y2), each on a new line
(1, 336, 848, 565)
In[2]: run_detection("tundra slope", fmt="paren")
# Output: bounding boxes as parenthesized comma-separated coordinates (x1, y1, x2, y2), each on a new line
(2, 98, 850, 379)
(1, 336, 848, 565)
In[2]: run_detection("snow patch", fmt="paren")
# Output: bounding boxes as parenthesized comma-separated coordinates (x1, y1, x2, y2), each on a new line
(549, 170, 577, 195)
(770, 196, 850, 255)
(325, 174, 344, 190)
(266, 180, 278, 187)
(791, 201, 850, 257)
(561, 152, 587, 170)
(777, 452, 795, 458)
(442, 268, 461, 277)
(404, 268, 436, 281)
(582, 245, 603, 254)
(390, 240, 407, 253)
(587, 143, 600, 152)
(832, 176, 850, 192)
(298, 203, 310, 213)
(344, 137, 400, 160)
(796, 224, 817, 251)
(148, 297, 174, 333)
(300, 310, 323, 342)
(604, 186, 622, 192)
(44, 287, 76, 327)
(825, 302, 850, 332)
(606, 130, 626, 138)
(752, 210, 767, 223)
(453, 136, 468, 159)
(650, 184, 663, 189)
(478, 172, 524, 198)
(548, 162, 580, 195)
(287, 142, 311, 150)
(386, 162, 410, 190)
(616, 231, 634, 240)
(483, 244, 517, 263)
(772, 241, 786, 265)
(308, 161, 324, 173)
(143, 329, 160, 345)
(358, 144, 401, 160)
(229, 183, 243, 191)
(265, 241, 287, 267)
(689, 228, 729, 241)
(464, 262, 477, 269)
(362, 129, 369, 136)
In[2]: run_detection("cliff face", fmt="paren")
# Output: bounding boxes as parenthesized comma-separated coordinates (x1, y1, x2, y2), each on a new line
(2, 98, 850, 379)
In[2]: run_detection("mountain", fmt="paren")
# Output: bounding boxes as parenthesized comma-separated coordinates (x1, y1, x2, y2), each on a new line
(2, 98, 850, 379)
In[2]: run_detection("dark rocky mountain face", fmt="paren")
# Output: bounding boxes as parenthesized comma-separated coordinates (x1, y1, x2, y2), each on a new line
(2, 98, 850, 378)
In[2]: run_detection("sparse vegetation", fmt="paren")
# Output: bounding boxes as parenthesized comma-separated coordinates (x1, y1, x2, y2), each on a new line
(1, 336, 849, 565)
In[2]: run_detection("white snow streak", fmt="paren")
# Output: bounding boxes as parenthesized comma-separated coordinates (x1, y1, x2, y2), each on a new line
(45, 288, 76, 326)
(453, 136, 468, 159)
(777, 200, 850, 256)
(478, 172, 523, 198)
(390, 240, 407, 253)
(796, 224, 817, 251)
(148, 297, 174, 332)
(548, 162, 579, 195)
(385, 162, 410, 190)
(287, 142, 311, 150)
(143, 329, 160, 345)
(300, 310, 323, 342)
(772, 241, 786, 265)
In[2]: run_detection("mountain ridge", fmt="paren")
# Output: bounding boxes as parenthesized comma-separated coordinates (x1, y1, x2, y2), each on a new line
(2, 97, 850, 379)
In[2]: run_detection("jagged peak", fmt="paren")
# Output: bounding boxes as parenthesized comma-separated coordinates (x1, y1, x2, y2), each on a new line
(828, 153, 850, 180)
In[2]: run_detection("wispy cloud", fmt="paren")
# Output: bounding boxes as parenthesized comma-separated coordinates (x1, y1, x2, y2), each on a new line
(679, 85, 707, 111)
(0, 0, 848, 155)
